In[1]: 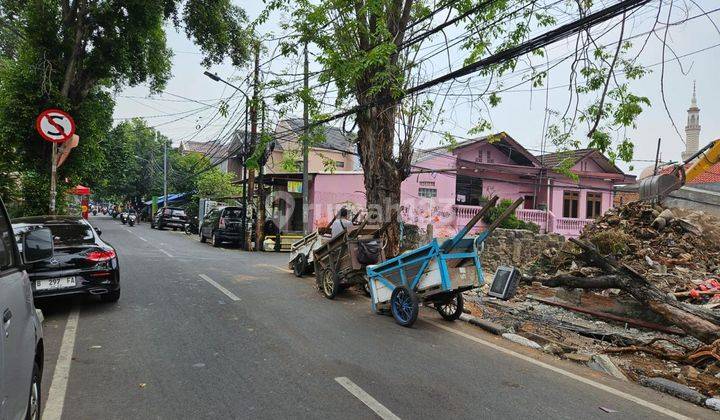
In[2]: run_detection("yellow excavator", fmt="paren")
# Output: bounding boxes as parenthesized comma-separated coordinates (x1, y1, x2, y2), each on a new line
(639, 139, 720, 201)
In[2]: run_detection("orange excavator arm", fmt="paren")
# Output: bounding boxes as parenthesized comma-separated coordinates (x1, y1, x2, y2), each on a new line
(685, 139, 720, 182)
(639, 139, 720, 202)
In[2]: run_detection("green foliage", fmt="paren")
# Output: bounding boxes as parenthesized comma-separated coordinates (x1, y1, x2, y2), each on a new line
(0, 0, 252, 214)
(482, 198, 539, 232)
(195, 169, 241, 200)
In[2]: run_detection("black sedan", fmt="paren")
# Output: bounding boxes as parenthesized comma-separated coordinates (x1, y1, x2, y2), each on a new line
(13, 215, 120, 302)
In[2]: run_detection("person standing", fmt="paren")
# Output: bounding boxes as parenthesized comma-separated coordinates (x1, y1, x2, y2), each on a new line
(330, 208, 351, 238)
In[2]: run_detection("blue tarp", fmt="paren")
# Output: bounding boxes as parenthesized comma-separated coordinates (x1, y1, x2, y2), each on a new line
(143, 192, 190, 206)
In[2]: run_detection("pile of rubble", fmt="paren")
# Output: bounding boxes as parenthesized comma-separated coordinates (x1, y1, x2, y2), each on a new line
(529, 201, 720, 302)
(463, 201, 720, 408)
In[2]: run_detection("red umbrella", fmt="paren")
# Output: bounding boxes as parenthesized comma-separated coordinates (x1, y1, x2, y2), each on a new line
(68, 184, 90, 195)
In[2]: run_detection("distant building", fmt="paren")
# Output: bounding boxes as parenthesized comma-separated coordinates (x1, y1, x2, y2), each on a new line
(178, 140, 239, 175)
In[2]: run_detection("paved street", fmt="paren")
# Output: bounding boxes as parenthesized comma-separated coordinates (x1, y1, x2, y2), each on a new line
(36, 216, 714, 419)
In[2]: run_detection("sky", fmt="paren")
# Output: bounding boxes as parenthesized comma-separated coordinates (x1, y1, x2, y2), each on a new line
(112, 0, 720, 176)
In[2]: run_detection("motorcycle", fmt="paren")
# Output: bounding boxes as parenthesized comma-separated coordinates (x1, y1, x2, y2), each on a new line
(120, 212, 128, 224)
(92, 209, 97, 216)
(184, 216, 199, 235)
(128, 213, 137, 226)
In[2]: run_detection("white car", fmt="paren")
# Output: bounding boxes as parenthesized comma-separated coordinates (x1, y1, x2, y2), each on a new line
(0, 198, 53, 419)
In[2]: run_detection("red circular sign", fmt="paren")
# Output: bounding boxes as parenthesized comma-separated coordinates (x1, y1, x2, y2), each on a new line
(36, 109, 76, 143)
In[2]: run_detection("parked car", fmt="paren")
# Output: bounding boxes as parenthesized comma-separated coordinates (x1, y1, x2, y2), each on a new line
(151, 207, 187, 231)
(0, 198, 52, 419)
(12, 216, 121, 303)
(199, 206, 247, 247)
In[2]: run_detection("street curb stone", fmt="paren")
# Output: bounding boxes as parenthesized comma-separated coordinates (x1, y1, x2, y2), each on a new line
(469, 318, 509, 335)
(501, 333, 541, 349)
(639, 377, 706, 405)
(706, 398, 720, 412)
(587, 354, 628, 381)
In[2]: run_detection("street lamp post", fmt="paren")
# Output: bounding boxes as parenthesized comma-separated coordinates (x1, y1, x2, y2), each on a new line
(203, 71, 251, 250)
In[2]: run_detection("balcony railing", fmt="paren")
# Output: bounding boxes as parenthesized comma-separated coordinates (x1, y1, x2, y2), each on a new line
(451, 204, 593, 237)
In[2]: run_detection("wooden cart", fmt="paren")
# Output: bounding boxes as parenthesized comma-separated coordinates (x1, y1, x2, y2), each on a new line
(366, 196, 524, 327)
(312, 221, 388, 299)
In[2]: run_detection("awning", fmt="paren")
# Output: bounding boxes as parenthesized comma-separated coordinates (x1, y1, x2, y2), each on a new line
(143, 192, 190, 205)
(68, 184, 91, 195)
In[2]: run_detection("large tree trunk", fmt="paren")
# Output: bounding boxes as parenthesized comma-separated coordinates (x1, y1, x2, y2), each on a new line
(356, 102, 403, 257)
(528, 239, 720, 344)
(352, 0, 415, 258)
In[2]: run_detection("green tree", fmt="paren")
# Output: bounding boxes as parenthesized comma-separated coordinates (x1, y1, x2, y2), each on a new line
(195, 169, 241, 200)
(265, 0, 651, 254)
(0, 0, 253, 213)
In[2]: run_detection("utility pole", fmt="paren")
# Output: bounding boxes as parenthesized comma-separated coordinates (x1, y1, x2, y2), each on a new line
(246, 41, 260, 250)
(256, 101, 266, 252)
(162, 131, 167, 208)
(302, 41, 310, 235)
(49, 143, 58, 214)
(653, 138, 662, 176)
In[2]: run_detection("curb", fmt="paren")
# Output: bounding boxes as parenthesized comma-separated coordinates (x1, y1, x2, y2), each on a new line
(458, 314, 510, 335)
(639, 377, 707, 405)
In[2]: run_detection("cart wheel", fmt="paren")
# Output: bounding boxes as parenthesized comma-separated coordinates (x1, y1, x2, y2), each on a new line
(436, 293, 464, 321)
(390, 286, 419, 327)
(321, 269, 339, 299)
(293, 254, 308, 277)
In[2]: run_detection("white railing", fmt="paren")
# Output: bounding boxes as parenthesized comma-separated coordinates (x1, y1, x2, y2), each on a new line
(553, 217, 594, 237)
(451, 204, 593, 237)
(515, 209, 549, 232)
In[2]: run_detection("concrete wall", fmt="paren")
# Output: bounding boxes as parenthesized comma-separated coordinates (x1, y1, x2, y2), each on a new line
(478, 228, 565, 274)
(664, 186, 720, 217)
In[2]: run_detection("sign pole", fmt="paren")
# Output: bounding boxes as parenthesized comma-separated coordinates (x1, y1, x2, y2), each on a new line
(50, 142, 58, 214)
(36, 108, 75, 215)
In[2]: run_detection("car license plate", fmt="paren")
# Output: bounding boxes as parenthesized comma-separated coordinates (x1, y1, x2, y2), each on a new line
(35, 277, 76, 291)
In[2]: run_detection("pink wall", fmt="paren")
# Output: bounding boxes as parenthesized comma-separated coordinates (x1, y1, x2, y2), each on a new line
(455, 143, 518, 166)
(310, 173, 366, 229)
(308, 152, 620, 237)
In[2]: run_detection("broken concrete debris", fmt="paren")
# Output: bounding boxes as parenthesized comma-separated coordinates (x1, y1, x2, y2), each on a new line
(458, 200, 720, 408)
(638, 377, 706, 405)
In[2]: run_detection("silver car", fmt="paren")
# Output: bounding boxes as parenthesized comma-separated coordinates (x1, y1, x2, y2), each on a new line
(0, 199, 53, 420)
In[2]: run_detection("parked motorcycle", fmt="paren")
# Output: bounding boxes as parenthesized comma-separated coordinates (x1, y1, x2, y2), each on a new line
(128, 213, 137, 226)
(184, 216, 199, 235)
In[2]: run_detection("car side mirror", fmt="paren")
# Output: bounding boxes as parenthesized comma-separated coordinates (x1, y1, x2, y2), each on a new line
(22, 228, 54, 264)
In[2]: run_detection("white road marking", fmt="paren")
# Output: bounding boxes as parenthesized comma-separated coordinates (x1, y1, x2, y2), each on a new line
(43, 309, 80, 420)
(159, 249, 174, 258)
(426, 321, 691, 420)
(138, 236, 148, 242)
(124, 228, 131, 233)
(199, 274, 240, 301)
(254, 263, 293, 273)
(335, 377, 400, 420)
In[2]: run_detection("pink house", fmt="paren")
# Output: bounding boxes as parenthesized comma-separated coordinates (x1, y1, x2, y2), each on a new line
(269, 132, 635, 238)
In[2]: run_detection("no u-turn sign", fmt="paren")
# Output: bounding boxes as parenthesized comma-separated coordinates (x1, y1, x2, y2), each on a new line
(36, 109, 76, 143)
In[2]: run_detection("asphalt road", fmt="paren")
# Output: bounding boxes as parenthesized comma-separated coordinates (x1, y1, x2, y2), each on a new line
(35, 215, 716, 419)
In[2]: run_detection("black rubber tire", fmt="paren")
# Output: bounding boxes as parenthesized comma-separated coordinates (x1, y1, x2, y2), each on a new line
(172, 227, 177, 231)
(390, 286, 419, 327)
(101, 289, 121, 303)
(25, 360, 41, 420)
(436, 293, 464, 321)
(212, 232, 221, 247)
(320, 268, 339, 299)
(293, 254, 308, 277)
(199, 233, 206, 243)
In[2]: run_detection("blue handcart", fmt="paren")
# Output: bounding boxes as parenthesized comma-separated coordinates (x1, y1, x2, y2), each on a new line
(366, 196, 524, 327)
